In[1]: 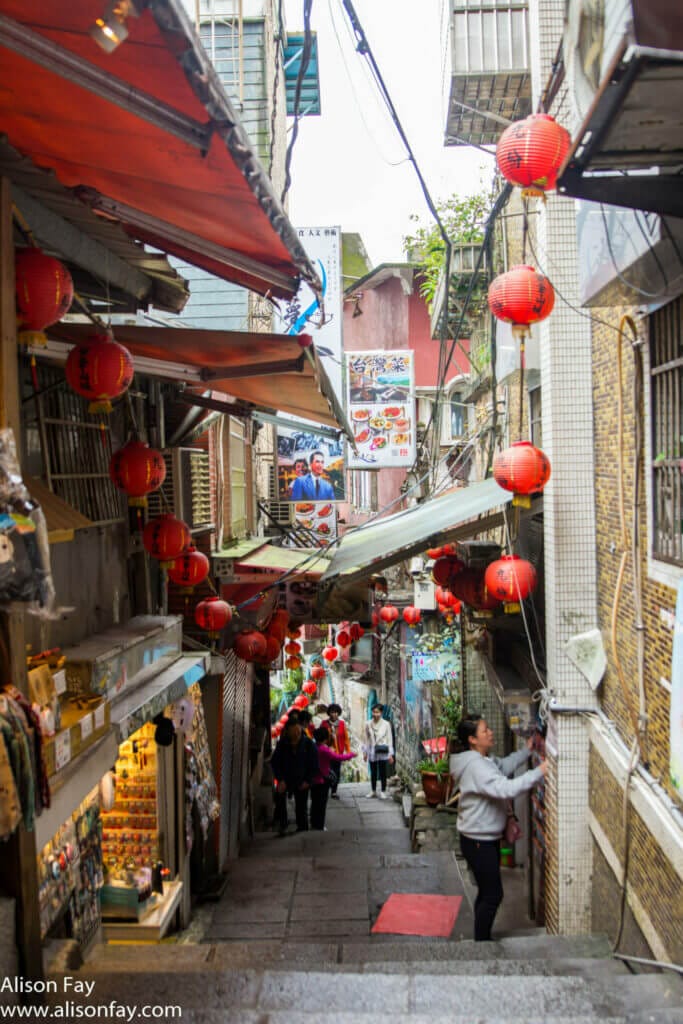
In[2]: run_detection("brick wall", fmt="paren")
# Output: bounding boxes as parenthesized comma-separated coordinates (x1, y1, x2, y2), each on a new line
(592, 308, 677, 797)
(589, 745, 683, 961)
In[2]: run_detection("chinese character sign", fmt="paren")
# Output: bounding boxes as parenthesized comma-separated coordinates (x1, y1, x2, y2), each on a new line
(277, 427, 345, 501)
(346, 350, 416, 468)
(276, 227, 343, 401)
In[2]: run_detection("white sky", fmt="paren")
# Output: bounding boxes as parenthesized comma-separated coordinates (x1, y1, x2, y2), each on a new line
(283, 0, 492, 267)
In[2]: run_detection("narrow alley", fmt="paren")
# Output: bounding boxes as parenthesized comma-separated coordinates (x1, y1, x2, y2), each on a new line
(45, 784, 683, 1023)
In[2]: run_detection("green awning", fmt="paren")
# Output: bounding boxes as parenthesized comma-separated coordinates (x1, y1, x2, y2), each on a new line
(237, 544, 330, 576)
(321, 478, 513, 584)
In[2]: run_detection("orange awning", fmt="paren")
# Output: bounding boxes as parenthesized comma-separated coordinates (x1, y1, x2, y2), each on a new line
(0, 0, 319, 299)
(46, 323, 350, 432)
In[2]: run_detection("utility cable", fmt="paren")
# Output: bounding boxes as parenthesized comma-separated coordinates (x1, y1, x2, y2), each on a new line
(281, 0, 313, 206)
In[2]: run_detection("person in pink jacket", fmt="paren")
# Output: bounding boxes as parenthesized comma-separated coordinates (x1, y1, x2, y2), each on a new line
(310, 727, 357, 829)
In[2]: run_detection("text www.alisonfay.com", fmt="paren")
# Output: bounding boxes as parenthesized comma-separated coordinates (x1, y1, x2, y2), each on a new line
(1, 977, 181, 1021)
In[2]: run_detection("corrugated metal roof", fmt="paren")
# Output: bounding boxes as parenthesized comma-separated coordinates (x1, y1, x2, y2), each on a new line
(237, 543, 329, 575)
(321, 478, 513, 583)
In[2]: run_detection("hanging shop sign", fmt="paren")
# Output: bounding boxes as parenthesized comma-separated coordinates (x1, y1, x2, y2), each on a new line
(277, 426, 345, 501)
(411, 652, 460, 683)
(346, 350, 416, 469)
(275, 226, 343, 400)
(293, 501, 337, 546)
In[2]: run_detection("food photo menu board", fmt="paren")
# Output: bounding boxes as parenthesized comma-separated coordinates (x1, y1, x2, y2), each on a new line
(293, 500, 337, 546)
(345, 350, 416, 469)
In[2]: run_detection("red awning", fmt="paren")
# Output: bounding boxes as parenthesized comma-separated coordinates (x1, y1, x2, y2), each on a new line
(45, 323, 349, 431)
(0, 0, 319, 299)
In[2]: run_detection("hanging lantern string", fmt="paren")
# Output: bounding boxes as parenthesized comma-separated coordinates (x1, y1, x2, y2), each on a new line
(518, 333, 526, 436)
(11, 203, 37, 247)
(124, 390, 141, 438)
(521, 196, 529, 264)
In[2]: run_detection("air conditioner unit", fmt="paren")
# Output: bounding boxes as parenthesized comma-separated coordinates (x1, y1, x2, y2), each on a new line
(147, 447, 213, 531)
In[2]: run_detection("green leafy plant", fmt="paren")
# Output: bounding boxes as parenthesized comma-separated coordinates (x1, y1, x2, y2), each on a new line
(436, 691, 462, 742)
(416, 756, 450, 777)
(402, 189, 493, 309)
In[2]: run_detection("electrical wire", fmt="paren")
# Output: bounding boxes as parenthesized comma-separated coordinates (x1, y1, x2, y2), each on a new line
(281, 0, 313, 206)
(599, 204, 668, 300)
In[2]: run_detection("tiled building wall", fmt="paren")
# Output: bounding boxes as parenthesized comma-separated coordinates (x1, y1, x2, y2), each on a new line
(589, 744, 683, 961)
(592, 310, 677, 797)
(530, 0, 599, 934)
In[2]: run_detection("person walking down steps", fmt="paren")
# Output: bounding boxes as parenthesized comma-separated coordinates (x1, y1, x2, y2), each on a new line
(271, 714, 319, 835)
(363, 703, 394, 799)
(310, 728, 357, 829)
(450, 716, 547, 941)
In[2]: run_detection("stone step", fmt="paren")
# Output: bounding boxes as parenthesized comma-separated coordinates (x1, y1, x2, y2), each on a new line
(178, 1015, 683, 1024)
(51, 968, 681, 1017)
(82, 933, 617, 971)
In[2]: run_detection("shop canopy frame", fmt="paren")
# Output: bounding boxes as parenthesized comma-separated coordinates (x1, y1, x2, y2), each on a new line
(39, 323, 353, 435)
(320, 477, 513, 586)
(557, 40, 683, 219)
(0, 0, 320, 300)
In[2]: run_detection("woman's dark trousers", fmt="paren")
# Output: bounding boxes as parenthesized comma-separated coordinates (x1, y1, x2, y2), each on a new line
(459, 835, 504, 941)
(274, 788, 310, 832)
(310, 782, 330, 829)
(370, 759, 387, 792)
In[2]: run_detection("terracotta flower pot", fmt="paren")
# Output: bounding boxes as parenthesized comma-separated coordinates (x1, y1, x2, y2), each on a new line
(420, 770, 450, 807)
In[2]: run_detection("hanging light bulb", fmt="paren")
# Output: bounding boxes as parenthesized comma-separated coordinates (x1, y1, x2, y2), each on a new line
(90, 1, 139, 54)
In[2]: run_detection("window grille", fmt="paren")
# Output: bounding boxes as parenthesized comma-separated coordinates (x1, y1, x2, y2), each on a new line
(23, 365, 125, 526)
(529, 386, 542, 448)
(198, 0, 244, 108)
(147, 448, 213, 531)
(651, 297, 683, 566)
(351, 470, 372, 512)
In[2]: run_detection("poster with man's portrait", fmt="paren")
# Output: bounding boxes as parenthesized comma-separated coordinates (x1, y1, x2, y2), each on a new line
(277, 427, 345, 503)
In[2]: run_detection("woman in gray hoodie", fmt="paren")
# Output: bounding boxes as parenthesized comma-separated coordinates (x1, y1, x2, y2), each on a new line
(450, 716, 547, 941)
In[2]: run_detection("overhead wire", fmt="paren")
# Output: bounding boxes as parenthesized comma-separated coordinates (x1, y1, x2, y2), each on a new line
(281, 0, 313, 206)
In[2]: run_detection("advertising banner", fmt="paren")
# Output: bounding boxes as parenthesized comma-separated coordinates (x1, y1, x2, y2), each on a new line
(345, 350, 416, 468)
(277, 426, 345, 501)
(276, 226, 343, 401)
(293, 501, 337, 546)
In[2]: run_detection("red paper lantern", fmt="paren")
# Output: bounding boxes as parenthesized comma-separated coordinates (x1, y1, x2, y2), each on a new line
(432, 556, 465, 587)
(168, 546, 210, 591)
(426, 546, 443, 560)
(452, 598, 462, 615)
(293, 695, 309, 710)
(349, 623, 364, 642)
(441, 543, 458, 556)
(310, 664, 326, 681)
(403, 606, 421, 626)
(65, 333, 134, 413)
(336, 629, 351, 648)
(279, 714, 289, 725)
(450, 569, 501, 612)
(234, 630, 268, 663)
(263, 635, 282, 664)
(15, 248, 73, 332)
(302, 680, 317, 696)
(484, 555, 537, 611)
(143, 514, 190, 567)
(285, 655, 302, 670)
(496, 113, 571, 195)
(488, 265, 555, 330)
(322, 646, 339, 662)
(109, 440, 166, 507)
(194, 597, 232, 637)
(435, 586, 457, 608)
(493, 441, 551, 500)
(287, 627, 302, 639)
(379, 604, 399, 623)
(284, 641, 302, 656)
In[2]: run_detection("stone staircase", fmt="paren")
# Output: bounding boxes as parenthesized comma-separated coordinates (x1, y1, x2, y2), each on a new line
(52, 933, 683, 1023)
(48, 784, 682, 1023)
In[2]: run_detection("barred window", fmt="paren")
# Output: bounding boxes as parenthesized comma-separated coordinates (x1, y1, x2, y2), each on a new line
(651, 297, 683, 566)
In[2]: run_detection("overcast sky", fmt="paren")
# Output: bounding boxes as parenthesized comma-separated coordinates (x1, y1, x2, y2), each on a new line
(283, 0, 492, 267)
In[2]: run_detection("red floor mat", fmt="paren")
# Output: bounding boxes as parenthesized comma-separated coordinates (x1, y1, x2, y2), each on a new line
(371, 893, 463, 937)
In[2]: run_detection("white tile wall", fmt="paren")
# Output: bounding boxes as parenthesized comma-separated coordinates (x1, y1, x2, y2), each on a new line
(530, 0, 599, 934)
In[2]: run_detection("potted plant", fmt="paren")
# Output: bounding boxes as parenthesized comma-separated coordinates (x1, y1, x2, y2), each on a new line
(416, 756, 451, 806)
(436, 690, 462, 753)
